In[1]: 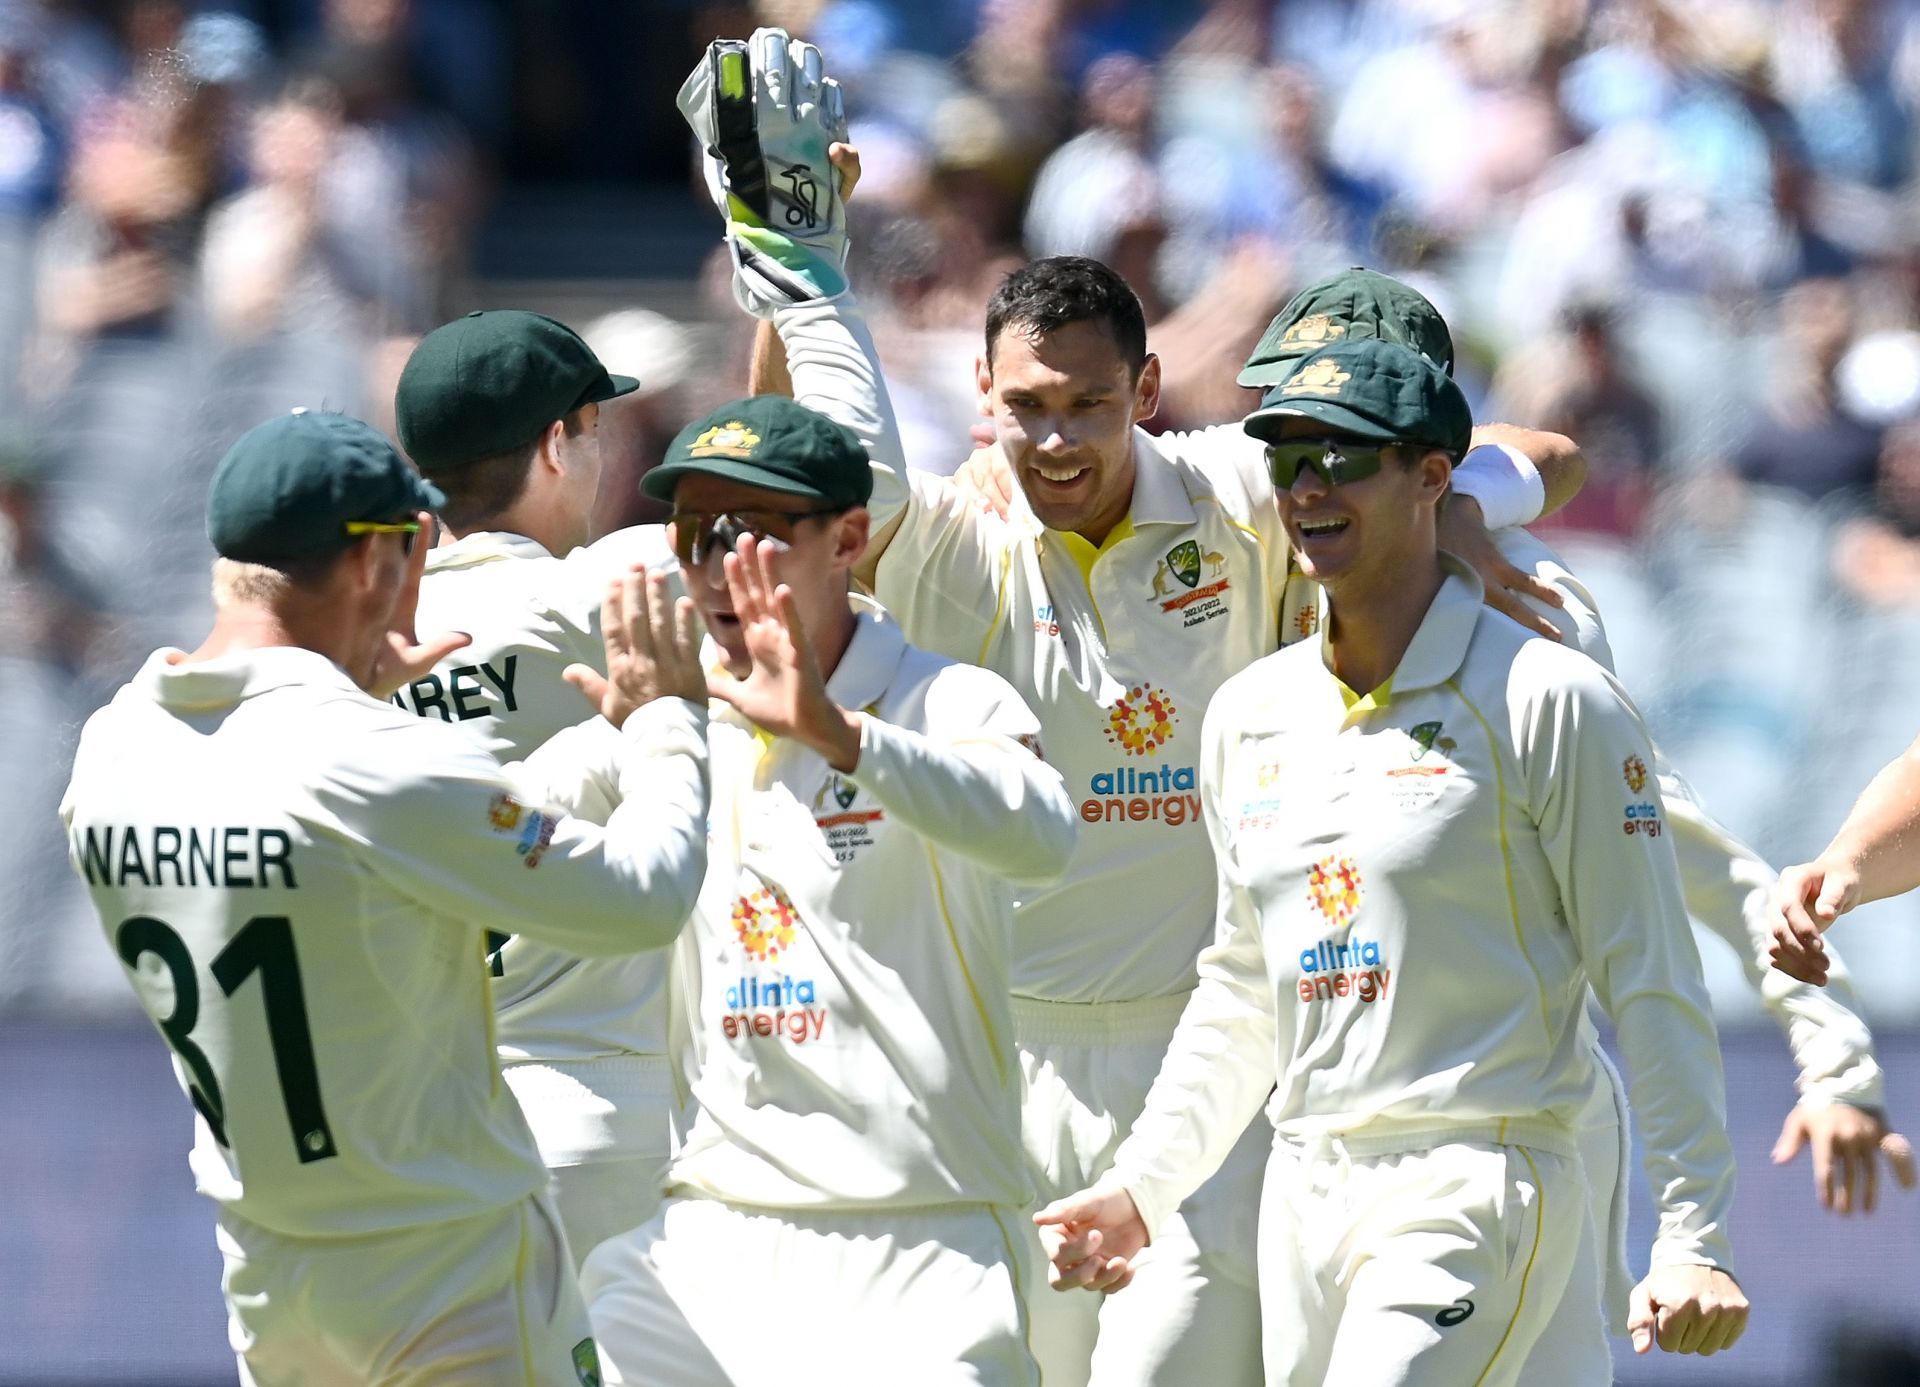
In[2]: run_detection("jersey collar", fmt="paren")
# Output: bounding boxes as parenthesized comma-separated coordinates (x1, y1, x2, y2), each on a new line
(133, 645, 364, 711)
(1128, 428, 1200, 530)
(425, 530, 556, 572)
(1318, 554, 1484, 704)
(823, 592, 907, 714)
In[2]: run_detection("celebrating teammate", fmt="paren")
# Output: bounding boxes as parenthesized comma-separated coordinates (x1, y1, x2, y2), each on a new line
(1039, 339, 1749, 1382)
(577, 395, 1076, 1385)
(60, 409, 712, 1385)
(679, 31, 1592, 1384)
(389, 307, 683, 1265)
(1775, 734, 1920, 983)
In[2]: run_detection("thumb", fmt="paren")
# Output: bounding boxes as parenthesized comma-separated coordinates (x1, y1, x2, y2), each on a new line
(1883, 1132, 1919, 1189)
(412, 631, 471, 666)
(1773, 1111, 1808, 1165)
(1628, 1283, 1657, 1354)
(563, 664, 609, 710)
(1814, 875, 1847, 924)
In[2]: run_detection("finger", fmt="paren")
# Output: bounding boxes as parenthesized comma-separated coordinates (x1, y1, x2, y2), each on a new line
(1814, 874, 1850, 923)
(600, 579, 632, 663)
(1628, 1285, 1655, 1354)
(758, 29, 790, 115)
(796, 40, 823, 109)
(706, 672, 745, 707)
(1487, 586, 1565, 641)
(623, 566, 656, 663)
(1502, 566, 1567, 610)
(1772, 1112, 1806, 1165)
(1862, 1139, 1878, 1213)
(828, 137, 859, 199)
(1780, 873, 1825, 939)
(1674, 1302, 1713, 1355)
(1814, 1125, 1836, 1210)
(1657, 1301, 1696, 1353)
(1034, 1197, 1102, 1227)
(644, 570, 676, 656)
(563, 664, 609, 710)
(1695, 1307, 1741, 1356)
(772, 583, 817, 665)
(822, 78, 849, 145)
(1883, 1132, 1918, 1189)
(722, 546, 758, 626)
(1835, 1135, 1858, 1214)
(673, 594, 705, 672)
(1716, 1304, 1750, 1353)
(1086, 1255, 1135, 1292)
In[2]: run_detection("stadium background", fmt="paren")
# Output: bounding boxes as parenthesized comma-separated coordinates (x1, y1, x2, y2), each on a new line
(0, 0, 1916, 1381)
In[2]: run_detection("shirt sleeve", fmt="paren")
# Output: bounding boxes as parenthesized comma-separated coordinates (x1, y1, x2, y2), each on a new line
(1516, 647, 1737, 1273)
(846, 668, 1074, 886)
(1658, 759, 1885, 1109)
(1107, 694, 1279, 1239)
(321, 699, 710, 958)
(774, 294, 911, 528)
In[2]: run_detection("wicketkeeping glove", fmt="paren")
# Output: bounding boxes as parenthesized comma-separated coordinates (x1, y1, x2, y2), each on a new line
(676, 28, 851, 319)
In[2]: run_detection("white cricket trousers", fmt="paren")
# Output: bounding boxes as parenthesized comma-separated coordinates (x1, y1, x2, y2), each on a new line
(1016, 993, 1266, 1387)
(219, 1193, 599, 1387)
(581, 1194, 1040, 1386)
(504, 1055, 675, 1268)
(1258, 1126, 1585, 1387)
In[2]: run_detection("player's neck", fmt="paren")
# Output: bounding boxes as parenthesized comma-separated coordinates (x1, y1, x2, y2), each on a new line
(807, 591, 860, 682)
(181, 602, 360, 678)
(1323, 550, 1445, 698)
(448, 497, 587, 558)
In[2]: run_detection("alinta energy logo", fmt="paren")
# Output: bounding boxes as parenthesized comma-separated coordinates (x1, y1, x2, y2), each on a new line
(732, 886, 799, 962)
(1085, 685, 1200, 828)
(1105, 685, 1178, 756)
(723, 883, 827, 1044)
(1621, 754, 1662, 837)
(1298, 854, 1390, 1006)
(1307, 854, 1363, 930)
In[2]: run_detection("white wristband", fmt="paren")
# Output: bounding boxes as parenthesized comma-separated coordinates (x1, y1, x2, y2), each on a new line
(1450, 442, 1545, 531)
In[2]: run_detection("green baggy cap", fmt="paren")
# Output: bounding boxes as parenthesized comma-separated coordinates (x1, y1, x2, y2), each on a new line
(395, 310, 639, 473)
(1242, 339, 1472, 457)
(207, 409, 445, 563)
(1239, 267, 1455, 387)
(644, 395, 872, 508)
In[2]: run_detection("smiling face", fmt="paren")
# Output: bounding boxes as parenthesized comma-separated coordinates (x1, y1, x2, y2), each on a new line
(978, 319, 1160, 544)
(1268, 418, 1450, 596)
(669, 473, 868, 678)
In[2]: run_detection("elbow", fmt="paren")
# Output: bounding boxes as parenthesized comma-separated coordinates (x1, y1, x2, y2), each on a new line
(1000, 788, 1078, 885)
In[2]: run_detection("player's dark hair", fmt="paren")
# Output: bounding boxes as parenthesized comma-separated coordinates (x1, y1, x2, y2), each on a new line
(985, 256, 1148, 378)
(426, 408, 592, 531)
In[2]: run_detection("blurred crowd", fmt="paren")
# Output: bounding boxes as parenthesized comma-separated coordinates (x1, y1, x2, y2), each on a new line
(8, 0, 1920, 1017)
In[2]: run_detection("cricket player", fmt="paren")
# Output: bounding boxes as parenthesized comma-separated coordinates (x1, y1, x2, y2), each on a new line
(576, 395, 1077, 1386)
(1234, 272, 1912, 1372)
(1038, 338, 1749, 1383)
(676, 34, 1588, 1385)
(59, 409, 713, 1386)
(1775, 733, 1920, 987)
(390, 308, 686, 1264)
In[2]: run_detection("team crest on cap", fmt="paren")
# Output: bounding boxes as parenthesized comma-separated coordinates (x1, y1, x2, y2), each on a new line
(689, 422, 761, 459)
(1623, 755, 1648, 793)
(1283, 315, 1347, 346)
(1283, 360, 1352, 397)
(1307, 854, 1363, 929)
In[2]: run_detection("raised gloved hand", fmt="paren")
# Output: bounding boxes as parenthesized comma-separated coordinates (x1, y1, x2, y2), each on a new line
(677, 28, 851, 318)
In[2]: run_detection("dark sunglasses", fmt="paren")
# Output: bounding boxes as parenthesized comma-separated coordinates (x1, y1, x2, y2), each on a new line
(666, 508, 841, 567)
(345, 518, 423, 555)
(1263, 440, 1393, 490)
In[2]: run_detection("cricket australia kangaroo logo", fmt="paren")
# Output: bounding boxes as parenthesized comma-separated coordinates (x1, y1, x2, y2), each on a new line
(732, 886, 800, 962)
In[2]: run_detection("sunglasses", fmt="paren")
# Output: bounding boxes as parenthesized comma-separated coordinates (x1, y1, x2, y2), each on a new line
(1263, 440, 1393, 490)
(666, 508, 841, 567)
(345, 518, 423, 555)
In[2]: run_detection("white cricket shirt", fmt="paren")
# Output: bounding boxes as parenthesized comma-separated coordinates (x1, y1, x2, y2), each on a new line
(61, 646, 708, 1238)
(667, 599, 1075, 1209)
(1111, 560, 1738, 1274)
(409, 524, 679, 1077)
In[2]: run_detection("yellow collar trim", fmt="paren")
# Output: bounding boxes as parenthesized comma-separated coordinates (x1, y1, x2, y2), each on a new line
(1056, 513, 1137, 587)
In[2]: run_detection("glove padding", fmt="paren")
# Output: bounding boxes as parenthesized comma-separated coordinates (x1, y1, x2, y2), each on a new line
(677, 28, 851, 318)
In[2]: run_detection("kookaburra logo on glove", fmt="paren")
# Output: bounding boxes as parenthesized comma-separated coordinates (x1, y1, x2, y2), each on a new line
(677, 28, 851, 318)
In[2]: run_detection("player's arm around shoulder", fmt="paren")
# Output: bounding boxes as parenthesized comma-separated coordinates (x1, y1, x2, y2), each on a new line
(849, 648, 1075, 886)
(1508, 639, 1749, 1355)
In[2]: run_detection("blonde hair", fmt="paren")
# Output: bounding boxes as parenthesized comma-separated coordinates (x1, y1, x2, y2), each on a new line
(210, 554, 335, 606)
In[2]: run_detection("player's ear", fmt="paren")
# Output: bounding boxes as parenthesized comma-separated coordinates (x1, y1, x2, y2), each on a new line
(1420, 449, 1453, 502)
(830, 505, 871, 572)
(974, 352, 994, 415)
(1132, 352, 1162, 426)
(534, 417, 567, 475)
